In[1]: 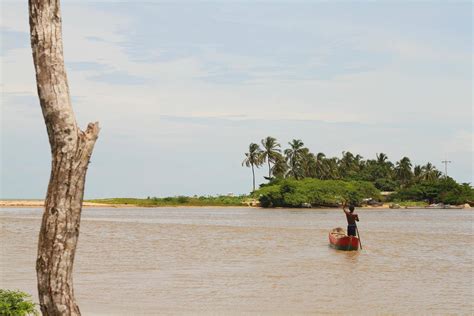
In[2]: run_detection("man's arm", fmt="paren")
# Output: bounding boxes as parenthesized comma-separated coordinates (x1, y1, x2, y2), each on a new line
(342, 201, 349, 214)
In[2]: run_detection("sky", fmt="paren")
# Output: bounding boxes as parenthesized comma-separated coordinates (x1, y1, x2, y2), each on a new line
(1, 1, 472, 199)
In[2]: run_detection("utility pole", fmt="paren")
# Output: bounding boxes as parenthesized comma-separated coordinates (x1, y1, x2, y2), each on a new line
(441, 159, 452, 178)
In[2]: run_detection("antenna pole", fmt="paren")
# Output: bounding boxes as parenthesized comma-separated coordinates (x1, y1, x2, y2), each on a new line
(441, 159, 452, 178)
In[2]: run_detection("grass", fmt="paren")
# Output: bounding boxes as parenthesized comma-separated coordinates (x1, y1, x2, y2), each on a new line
(87, 195, 250, 207)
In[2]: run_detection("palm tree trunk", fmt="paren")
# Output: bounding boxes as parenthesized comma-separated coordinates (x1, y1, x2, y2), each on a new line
(29, 1, 100, 314)
(293, 161, 299, 180)
(252, 163, 255, 191)
(268, 160, 271, 179)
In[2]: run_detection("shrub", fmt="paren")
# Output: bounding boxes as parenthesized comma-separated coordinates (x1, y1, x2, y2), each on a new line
(0, 290, 38, 316)
(254, 184, 283, 207)
(374, 178, 398, 191)
(254, 178, 380, 208)
(176, 196, 190, 203)
(391, 178, 474, 204)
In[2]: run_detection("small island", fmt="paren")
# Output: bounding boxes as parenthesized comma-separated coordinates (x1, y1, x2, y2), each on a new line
(245, 137, 473, 208)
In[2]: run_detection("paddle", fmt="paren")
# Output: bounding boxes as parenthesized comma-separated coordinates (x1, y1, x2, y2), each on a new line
(356, 225, 363, 250)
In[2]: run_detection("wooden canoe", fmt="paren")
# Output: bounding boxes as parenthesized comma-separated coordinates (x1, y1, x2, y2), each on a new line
(329, 227, 359, 251)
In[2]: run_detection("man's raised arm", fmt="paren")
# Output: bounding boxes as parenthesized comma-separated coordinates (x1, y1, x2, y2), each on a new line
(342, 201, 349, 214)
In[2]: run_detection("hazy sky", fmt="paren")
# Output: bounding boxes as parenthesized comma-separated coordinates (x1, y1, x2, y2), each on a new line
(1, 1, 472, 198)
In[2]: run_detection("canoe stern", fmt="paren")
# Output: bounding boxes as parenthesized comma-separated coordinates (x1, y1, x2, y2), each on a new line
(329, 228, 360, 251)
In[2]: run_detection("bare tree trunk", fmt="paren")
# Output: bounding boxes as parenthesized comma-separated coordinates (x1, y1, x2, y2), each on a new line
(268, 160, 271, 179)
(252, 164, 255, 192)
(29, 1, 100, 314)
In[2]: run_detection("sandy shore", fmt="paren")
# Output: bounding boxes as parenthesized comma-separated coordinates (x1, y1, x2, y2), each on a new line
(3, 202, 467, 210)
(0, 200, 393, 209)
(0, 200, 117, 208)
(0, 200, 251, 208)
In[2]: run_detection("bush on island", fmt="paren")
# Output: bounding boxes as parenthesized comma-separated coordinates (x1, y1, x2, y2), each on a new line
(254, 178, 380, 208)
(390, 178, 473, 205)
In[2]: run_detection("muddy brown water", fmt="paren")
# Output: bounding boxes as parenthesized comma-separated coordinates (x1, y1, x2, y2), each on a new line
(1, 207, 472, 315)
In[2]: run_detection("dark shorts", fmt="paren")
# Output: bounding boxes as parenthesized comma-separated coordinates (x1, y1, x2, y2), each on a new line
(347, 225, 357, 236)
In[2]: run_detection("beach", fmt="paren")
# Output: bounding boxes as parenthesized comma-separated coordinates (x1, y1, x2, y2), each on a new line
(0, 200, 112, 208)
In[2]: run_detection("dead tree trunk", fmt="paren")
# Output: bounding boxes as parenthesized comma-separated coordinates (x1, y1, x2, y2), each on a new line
(29, 1, 100, 314)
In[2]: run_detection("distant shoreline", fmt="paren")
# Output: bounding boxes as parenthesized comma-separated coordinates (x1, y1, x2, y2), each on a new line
(0, 199, 396, 209)
(0, 200, 117, 208)
(0, 199, 251, 208)
(1, 200, 469, 210)
(0, 200, 378, 210)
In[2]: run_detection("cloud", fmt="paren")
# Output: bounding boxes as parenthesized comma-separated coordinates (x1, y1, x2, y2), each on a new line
(68, 61, 112, 72)
(85, 36, 108, 43)
(0, 27, 29, 55)
(1, 2, 472, 198)
(87, 71, 150, 85)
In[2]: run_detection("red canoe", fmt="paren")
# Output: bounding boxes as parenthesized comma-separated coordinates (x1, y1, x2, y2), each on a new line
(329, 227, 359, 251)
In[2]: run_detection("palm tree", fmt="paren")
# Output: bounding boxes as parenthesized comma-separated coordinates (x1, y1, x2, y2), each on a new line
(271, 153, 288, 178)
(242, 143, 263, 191)
(376, 153, 389, 165)
(324, 157, 340, 180)
(421, 163, 441, 181)
(314, 152, 328, 179)
(374, 153, 395, 180)
(339, 151, 363, 178)
(300, 148, 317, 178)
(413, 165, 423, 178)
(284, 139, 305, 179)
(395, 157, 413, 185)
(354, 154, 364, 169)
(261, 136, 281, 179)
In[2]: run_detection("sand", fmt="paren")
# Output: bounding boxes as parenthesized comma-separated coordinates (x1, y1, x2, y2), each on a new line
(0, 200, 112, 208)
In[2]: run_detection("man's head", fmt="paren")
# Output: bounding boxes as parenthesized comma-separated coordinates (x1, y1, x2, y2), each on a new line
(349, 205, 355, 213)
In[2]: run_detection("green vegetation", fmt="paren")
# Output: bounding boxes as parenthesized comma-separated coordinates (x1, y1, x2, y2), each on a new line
(88, 195, 248, 207)
(244, 136, 473, 206)
(389, 178, 474, 205)
(242, 143, 264, 192)
(0, 290, 38, 316)
(254, 178, 380, 207)
(261, 136, 281, 180)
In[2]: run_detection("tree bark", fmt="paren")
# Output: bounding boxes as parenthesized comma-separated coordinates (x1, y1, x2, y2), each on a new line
(29, 1, 99, 315)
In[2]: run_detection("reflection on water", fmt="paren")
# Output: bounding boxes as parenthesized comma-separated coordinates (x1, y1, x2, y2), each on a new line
(1, 207, 472, 315)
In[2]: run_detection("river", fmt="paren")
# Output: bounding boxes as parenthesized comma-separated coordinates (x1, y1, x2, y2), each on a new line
(0, 207, 472, 315)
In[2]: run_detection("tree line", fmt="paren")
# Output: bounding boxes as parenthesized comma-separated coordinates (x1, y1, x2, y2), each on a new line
(243, 136, 445, 192)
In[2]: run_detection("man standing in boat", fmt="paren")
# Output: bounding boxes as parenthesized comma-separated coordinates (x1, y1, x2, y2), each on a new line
(342, 203, 359, 236)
